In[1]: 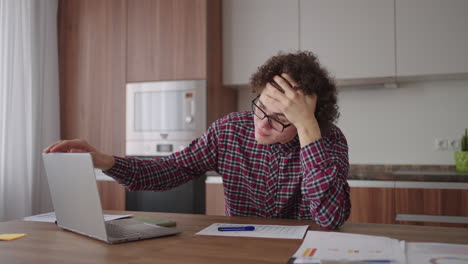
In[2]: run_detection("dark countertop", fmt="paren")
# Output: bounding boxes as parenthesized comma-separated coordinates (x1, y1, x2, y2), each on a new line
(348, 164, 468, 182)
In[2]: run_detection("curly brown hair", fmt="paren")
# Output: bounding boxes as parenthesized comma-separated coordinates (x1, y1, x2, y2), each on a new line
(250, 51, 339, 135)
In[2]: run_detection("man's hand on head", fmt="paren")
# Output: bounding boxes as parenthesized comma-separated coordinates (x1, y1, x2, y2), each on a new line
(262, 73, 317, 129)
(262, 73, 321, 147)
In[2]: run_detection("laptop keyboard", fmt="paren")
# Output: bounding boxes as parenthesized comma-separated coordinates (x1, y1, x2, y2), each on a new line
(105, 219, 158, 238)
(106, 223, 140, 238)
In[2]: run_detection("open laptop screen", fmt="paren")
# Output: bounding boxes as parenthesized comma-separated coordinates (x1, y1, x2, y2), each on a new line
(42, 153, 108, 241)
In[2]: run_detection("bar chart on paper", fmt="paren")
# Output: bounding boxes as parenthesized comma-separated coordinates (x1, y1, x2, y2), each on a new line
(301, 248, 317, 257)
(298, 247, 384, 257)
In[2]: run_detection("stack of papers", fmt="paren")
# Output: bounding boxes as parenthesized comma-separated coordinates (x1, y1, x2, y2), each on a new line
(290, 231, 468, 264)
(407, 242, 468, 264)
(291, 231, 405, 263)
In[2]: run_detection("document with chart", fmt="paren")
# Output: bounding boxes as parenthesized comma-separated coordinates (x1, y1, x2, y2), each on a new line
(290, 231, 406, 264)
(290, 231, 468, 264)
(406, 242, 468, 264)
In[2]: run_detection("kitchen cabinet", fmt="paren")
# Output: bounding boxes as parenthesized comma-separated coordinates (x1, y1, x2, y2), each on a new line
(206, 178, 468, 227)
(205, 182, 399, 223)
(205, 180, 225, 216)
(58, 0, 126, 157)
(58, 0, 127, 210)
(58, 0, 237, 211)
(127, 0, 207, 82)
(206, 0, 238, 126)
(300, 0, 395, 80)
(223, 0, 394, 85)
(347, 180, 468, 226)
(395, 188, 468, 227)
(347, 187, 395, 224)
(396, 0, 468, 77)
(97, 181, 126, 210)
(224, 0, 468, 84)
(222, 0, 299, 86)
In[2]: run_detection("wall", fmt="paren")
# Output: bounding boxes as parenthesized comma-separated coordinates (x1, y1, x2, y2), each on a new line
(237, 79, 468, 165)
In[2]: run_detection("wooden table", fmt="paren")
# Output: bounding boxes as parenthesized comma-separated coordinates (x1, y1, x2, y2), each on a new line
(1, 211, 468, 264)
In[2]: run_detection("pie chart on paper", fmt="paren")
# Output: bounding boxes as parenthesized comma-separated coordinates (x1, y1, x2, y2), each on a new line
(430, 257, 468, 264)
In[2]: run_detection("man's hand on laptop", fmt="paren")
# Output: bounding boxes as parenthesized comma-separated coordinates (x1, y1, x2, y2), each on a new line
(43, 139, 115, 171)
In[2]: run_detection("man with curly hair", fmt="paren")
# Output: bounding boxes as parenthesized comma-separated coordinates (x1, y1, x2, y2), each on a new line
(45, 51, 351, 230)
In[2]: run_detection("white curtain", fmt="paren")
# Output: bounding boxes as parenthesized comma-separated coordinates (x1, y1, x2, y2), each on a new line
(0, 0, 60, 221)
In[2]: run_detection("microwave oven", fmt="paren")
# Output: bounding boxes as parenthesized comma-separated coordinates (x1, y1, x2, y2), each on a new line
(126, 80, 207, 156)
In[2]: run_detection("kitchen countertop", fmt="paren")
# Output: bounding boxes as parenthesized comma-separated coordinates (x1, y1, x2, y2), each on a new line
(348, 164, 468, 182)
(207, 164, 468, 184)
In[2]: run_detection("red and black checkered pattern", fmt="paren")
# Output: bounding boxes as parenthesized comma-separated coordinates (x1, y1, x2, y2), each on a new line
(106, 111, 350, 229)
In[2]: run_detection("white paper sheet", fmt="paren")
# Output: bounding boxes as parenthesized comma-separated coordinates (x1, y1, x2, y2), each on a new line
(22, 212, 132, 222)
(291, 231, 406, 264)
(196, 223, 309, 239)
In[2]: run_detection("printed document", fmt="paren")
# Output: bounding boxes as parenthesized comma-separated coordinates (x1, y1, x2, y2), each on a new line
(291, 231, 406, 264)
(290, 231, 468, 264)
(407, 242, 468, 264)
(196, 223, 308, 239)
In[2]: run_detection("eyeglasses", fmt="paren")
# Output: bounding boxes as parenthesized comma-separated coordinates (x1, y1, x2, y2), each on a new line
(251, 96, 292, 133)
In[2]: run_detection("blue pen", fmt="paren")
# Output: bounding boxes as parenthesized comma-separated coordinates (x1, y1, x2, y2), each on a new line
(311, 260, 394, 264)
(218, 226, 255, 231)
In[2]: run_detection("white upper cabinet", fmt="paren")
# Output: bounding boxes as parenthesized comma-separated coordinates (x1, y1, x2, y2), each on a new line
(223, 0, 299, 86)
(396, 0, 468, 77)
(223, 0, 468, 85)
(299, 0, 395, 80)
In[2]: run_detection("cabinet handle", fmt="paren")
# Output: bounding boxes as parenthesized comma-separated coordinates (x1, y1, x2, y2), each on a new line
(396, 214, 468, 224)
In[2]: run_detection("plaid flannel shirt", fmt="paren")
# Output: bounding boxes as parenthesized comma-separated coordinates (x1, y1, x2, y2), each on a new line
(105, 111, 351, 229)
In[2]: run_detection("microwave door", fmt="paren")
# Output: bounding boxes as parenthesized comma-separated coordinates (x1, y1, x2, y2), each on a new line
(134, 90, 185, 132)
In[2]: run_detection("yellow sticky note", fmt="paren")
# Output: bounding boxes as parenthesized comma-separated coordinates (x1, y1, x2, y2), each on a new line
(0, 234, 26, 241)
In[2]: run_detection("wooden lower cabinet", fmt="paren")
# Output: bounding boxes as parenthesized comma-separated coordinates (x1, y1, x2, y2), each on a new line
(348, 187, 395, 224)
(205, 183, 468, 228)
(205, 184, 398, 223)
(96, 181, 126, 211)
(205, 182, 225, 216)
(395, 188, 468, 228)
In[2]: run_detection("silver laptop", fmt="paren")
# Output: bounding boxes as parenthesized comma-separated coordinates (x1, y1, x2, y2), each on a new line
(42, 153, 180, 244)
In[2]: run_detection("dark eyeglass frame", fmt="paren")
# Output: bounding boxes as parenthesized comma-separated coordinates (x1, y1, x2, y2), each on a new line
(251, 95, 292, 133)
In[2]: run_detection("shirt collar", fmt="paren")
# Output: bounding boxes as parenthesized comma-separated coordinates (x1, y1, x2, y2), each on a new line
(269, 135, 300, 154)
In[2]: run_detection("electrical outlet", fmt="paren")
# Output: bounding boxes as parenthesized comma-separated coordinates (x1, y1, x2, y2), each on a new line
(449, 139, 460, 151)
(434, 138, 449, 151)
